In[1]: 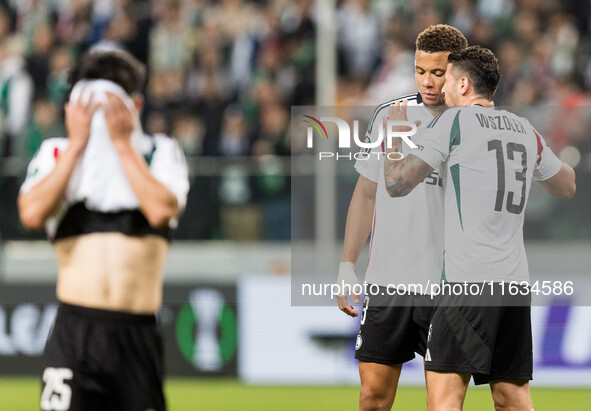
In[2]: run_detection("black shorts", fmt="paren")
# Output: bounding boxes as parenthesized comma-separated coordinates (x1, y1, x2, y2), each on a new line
(41, 303, 166, 411)
(354, 286, 434, 364)
(424, 284, 532, 385)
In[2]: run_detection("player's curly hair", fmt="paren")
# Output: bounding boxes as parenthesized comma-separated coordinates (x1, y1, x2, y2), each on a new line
(68, 47, 146, 95)
(448, 46, 500, 100)
(416, 24, 468, 53)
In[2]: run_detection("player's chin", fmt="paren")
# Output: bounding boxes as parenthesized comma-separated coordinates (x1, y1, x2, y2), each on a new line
(422, 94, 443, 106)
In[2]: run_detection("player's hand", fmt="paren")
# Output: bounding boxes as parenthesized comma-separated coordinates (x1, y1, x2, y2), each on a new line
(103, 92, 135, 149)
(336, 261, 361, 317)
(65, 89, 99, 152)
(383, 100, 422, 133)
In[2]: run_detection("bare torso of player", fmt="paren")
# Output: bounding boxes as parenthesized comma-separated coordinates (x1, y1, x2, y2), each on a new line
(54, 232, 168, 314)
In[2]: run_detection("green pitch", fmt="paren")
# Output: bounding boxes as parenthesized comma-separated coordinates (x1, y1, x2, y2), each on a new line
(1, 377, 590, 410)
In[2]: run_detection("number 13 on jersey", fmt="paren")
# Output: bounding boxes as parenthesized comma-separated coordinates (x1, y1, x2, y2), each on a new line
(488, 139, 527, 215)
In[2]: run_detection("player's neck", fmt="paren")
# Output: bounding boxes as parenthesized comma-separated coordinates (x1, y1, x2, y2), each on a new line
(460, 94, 494, 108)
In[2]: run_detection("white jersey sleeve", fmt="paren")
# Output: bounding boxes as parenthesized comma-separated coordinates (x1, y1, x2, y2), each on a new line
(20, 138, 70, 194)
(149, 134, 190, 211)
(529, 124, 563, 181)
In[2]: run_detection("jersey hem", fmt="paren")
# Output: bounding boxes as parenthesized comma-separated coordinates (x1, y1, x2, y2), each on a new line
(532, 161, 562, 182)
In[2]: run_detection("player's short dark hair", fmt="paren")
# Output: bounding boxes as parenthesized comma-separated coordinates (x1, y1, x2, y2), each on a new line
(447, 45, 500, 100)
(416, 24, 468, 53)
(68, 47, 146, 95)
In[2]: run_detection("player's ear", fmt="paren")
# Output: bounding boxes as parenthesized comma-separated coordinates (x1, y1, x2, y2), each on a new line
(460, 76, 470, 96)
(132, 94, 144, 114)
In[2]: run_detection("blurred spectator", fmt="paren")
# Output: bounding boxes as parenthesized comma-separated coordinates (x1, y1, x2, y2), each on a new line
(337, 0, 381, 80)
(495, 41, 523, 104)
(546, 13, 579, 78)
(97, 1, 152, 64)
(25, 98, 63, 158)
(145, 111, 169, 136)
(510, 80, 542, 106)
(26, 23, 53, 101)
(186, 45, 233, 103)
(411, 5, 443, 38)
(55, 0, 93, 51)
(255, 154, 290, 240)
(193, 71, 230, 156)
(513, 10, 541, 49)
(173, 110, 205, 156)
(15, 0, 51, 55)
(448, 0, 476, 35)
(215, 0, 257, 42)
(102, 8, 139, 53)
(476, 0, 514, 21)
(336, 76, 367, 106)
(46, 46, 71, 106)
(89, 0, 117, 37)
(0, 36, 33, 157)
(468, 18, 497, 50)
(219, 106, 249, 156)
(251, 103, 289, 157)
(144, 69, 184, 125)
(364, 37, 415, 105)
(149, 0, 195, 73)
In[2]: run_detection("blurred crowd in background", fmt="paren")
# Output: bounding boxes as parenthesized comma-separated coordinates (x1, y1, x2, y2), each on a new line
(0, 0, 589, 241)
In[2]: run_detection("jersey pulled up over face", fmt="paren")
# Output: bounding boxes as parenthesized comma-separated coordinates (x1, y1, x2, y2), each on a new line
(413, 106, 563, 283)
(354, 93, 444, 291)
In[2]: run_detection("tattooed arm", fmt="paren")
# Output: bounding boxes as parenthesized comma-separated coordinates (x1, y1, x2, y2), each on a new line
(384, 137, 434, 197)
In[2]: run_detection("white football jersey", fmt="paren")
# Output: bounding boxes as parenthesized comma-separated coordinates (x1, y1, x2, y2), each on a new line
(413, 105, 563, 283)
(354, 93, 445, 291)
(20, 133, 190, 239)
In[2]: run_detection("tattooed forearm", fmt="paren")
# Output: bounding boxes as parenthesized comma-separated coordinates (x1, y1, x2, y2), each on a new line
(384, 149, 434, 197)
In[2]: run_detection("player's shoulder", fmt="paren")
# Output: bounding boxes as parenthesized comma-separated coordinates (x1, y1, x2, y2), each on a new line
(32, 137, 70, 158)
(39, 137, 69, 148)
(151, 132, 173, 144)
(496, 108, 531, 124)
(149, 133, 183, 152)
(147, 133, 187, 163)
(424, 107, 462, 130)
(444, 106, 465, 117)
